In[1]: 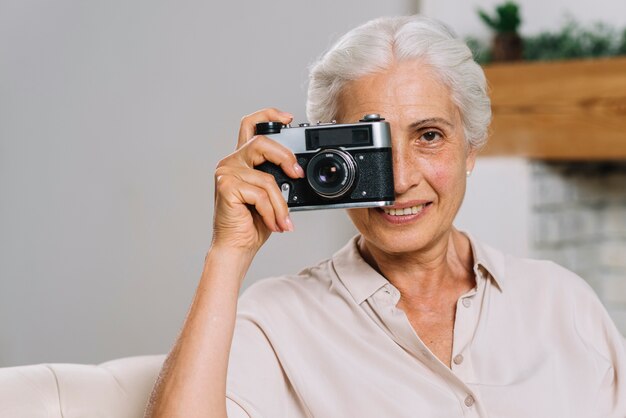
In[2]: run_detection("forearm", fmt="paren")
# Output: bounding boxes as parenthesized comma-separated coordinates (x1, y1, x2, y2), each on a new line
(145, 246, 255, 418)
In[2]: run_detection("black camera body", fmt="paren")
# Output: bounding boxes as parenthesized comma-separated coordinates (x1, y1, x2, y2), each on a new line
(255, 114, 395, 211)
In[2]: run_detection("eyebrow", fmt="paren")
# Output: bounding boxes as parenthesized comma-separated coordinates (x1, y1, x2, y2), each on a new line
(409, 117, 454, 129)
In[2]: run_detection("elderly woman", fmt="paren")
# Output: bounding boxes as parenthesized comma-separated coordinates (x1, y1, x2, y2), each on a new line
(146, 16, 626, 418)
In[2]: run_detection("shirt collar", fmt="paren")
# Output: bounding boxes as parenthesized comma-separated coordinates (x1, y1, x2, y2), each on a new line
(332, 233, 506, 305)
(462, 231, 506, 292)
(332, 236, 390, 305)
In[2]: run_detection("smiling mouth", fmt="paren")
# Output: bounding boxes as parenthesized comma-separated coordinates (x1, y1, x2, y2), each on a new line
(380, 203, 431, 216)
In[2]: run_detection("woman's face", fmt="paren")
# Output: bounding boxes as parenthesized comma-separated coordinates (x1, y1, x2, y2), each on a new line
(337, 59, 477, 256)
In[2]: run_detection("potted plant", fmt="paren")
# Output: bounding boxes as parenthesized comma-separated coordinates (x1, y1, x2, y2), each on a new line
(479, 1, 523, 62)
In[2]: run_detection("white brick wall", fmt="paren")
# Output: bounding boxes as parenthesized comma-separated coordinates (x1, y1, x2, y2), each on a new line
(531, 162, 626, 333)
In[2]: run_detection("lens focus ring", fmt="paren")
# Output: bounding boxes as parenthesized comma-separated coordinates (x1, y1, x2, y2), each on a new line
(306, 149, 356, 199)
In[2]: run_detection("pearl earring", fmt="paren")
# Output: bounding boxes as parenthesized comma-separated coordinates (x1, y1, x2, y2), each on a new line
(466, 170, 472, 178)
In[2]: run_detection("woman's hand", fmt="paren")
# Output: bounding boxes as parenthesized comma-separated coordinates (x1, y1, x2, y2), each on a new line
(211, 108, 305, 253)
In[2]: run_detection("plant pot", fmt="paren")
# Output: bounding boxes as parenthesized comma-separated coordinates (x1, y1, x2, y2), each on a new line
(491, 32, 523, 62)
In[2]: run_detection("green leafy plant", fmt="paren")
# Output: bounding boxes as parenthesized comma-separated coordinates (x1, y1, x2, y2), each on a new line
(467, 20, 626, 63)
(478, 1, 521, 33)
(477, 2, 523, 62)
(524, 21, 625, 61)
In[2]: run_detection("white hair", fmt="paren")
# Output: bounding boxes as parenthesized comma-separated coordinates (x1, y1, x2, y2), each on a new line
(306, 15, 491, 150)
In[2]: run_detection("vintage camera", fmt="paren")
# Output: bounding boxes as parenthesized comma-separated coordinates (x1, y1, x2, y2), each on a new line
(255, 114, 395, 211)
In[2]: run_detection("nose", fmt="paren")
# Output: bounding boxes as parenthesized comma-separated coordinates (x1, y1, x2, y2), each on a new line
(392, 142, 418, 196)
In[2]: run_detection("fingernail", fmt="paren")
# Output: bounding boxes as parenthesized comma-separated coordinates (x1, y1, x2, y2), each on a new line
(284, 215, 294, 232)
(294, 163, 305, 178)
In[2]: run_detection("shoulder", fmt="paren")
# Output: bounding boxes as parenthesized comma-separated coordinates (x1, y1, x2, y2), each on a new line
(476, 239, 622, 345)
(471, 236, 611, 332)
(507, 256, 624, 364)
(238, 236, 365, 318)
(237, 256, 340, 318)
(503, 251, 598, 303)
(508, 254, 587, 285)
(470, 235, 596, 301)
(473, 237, 625, 355)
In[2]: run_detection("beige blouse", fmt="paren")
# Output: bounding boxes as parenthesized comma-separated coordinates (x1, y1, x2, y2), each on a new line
(225, 234, 626, 417)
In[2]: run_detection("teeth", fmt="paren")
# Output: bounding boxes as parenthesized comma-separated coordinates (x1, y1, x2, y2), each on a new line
(383, 205, 426, 216)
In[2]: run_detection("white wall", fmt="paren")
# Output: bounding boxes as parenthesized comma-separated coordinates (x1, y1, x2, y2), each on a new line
(455, 158, 531, 258)
(0, 0, 416, 366)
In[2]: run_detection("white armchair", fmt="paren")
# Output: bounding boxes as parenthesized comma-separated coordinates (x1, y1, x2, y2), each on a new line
(0, 354, 165, 418)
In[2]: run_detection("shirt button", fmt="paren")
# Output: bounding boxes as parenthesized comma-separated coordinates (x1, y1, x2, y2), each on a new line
(464, 395, 475, 407)
(453, 354, 464, 365)
(462, 298, 471, 308)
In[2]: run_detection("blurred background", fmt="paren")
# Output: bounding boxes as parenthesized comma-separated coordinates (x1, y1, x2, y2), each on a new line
(1, 0, 625, 366)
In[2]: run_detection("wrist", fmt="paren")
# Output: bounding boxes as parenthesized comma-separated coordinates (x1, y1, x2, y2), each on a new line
(203, 245, 257, 287)
(207, 243, 257, 263)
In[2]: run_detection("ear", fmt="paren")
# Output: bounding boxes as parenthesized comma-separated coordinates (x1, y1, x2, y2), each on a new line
(465, 147, 478, 174)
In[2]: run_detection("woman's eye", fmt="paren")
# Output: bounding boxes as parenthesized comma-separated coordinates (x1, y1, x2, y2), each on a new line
(420, 131, 442, 142)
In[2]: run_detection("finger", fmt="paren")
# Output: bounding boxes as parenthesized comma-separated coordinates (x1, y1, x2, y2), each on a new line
(221, 166, 292, 232)
(216, 173, 280, 232)
(237, 108, 293, 149)
(240, 135, 305, 180)
(233, 181, 282, 233)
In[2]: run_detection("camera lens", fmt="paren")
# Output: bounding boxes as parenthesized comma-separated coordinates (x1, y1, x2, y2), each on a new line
(306, 149, 356, 199)
(317, 162, 341, 185)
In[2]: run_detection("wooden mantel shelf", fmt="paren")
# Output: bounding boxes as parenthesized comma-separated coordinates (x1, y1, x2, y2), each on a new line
(480, 57, 626, 160)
